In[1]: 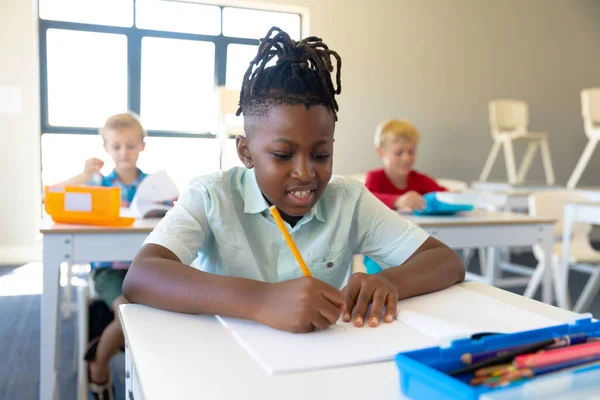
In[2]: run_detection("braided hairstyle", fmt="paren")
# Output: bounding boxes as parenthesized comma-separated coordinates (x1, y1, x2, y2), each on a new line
(236, 26, 342, 125)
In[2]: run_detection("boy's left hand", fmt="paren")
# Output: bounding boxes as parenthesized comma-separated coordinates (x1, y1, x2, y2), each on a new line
(341, 272, 398, 327)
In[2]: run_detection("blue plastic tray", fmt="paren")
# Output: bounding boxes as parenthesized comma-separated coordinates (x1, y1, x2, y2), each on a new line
(395, 318, 600, 400)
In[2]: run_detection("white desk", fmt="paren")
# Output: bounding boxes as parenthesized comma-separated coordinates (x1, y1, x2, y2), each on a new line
(37, 211, 555, 399)
(404, 210, 556, 303)
(562, 201, 600, 310)
(39, 219, 159, 400)
(120, 282, 576, 400)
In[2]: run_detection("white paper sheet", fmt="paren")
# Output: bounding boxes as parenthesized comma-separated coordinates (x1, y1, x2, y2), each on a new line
(217, 286, 564, 375)
(123, 170, 179, 218)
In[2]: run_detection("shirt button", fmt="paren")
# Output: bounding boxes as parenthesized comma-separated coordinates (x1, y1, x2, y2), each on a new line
(327, 262, 334, 268)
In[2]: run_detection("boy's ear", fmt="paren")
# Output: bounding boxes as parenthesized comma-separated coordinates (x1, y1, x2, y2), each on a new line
(376, 146, 384, 158)
(140, 141, 146, 152)
(236, 135, 253, 168)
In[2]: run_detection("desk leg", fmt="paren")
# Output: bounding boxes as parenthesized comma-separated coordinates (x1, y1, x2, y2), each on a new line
(40, 235, 70, 400)
(485, 247, 497, 285)
(561, 205, 575, 310)
(541, 227, 554, 305)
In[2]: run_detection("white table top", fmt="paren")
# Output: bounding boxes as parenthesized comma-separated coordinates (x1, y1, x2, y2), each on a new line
(39, 218, 160, 234)
(402, 209, 555, 227)
(120, 282, 575, 400)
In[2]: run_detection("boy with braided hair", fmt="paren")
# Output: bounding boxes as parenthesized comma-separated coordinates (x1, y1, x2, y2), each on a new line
(123, 27, 463, 334)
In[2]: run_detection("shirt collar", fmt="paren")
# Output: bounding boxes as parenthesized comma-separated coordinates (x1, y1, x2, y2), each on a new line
(242, 168, 325, 223)
(243, 168, 269, 214)
(107, 168, 146, 186)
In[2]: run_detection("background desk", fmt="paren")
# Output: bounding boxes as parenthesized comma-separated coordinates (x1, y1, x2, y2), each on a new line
(562, 202, 600, 311)
(120, 282, 576, 400)
(39, 219, 159, 400)
(404, 210, 557, 304)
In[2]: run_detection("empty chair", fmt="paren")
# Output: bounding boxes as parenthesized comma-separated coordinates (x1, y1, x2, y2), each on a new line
(567, 88, 600, 189)
(525, 191, 600, 312)
(479, 100, 555, 185)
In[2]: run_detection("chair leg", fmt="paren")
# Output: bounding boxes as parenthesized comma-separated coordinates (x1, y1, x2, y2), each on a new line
(516, 141, 538, 184)
(462, 248, 473, 270)
(524, 261, 545, 298)
(502, 139, 518, 184)
(566, 138, 598, 189)
(573, 268, 600, 313)
(539, 138, 555, 185)
(479, 140, 502, 182)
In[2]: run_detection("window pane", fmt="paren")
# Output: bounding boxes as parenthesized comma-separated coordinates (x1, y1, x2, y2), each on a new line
(226, 44, 258, 90)
(42, 134, 221, 190)
(41, 134, 106, 187)
(40, 0, 133, 27)
(222, 8, 301, 41)
(136, 0, 221, 35)
(222, 138, 244, 170)
(140, 137, 220, 189)
(46, 29, 128, 128)
(141, 38, 216, 133)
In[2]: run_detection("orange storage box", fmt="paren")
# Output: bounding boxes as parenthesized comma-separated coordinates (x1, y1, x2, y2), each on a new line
(44, 185, 135, 226)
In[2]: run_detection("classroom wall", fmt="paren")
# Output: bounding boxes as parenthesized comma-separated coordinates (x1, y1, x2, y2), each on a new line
(0, 0, 42, 264)
(240, 0, 600, 184)
(1, 0, 600, 263)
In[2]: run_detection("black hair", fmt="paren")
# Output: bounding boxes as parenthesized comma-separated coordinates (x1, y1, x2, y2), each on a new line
(236, 26, 342, 122)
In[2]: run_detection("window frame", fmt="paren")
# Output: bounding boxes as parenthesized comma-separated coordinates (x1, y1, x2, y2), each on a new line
(38, 0, 304, 139)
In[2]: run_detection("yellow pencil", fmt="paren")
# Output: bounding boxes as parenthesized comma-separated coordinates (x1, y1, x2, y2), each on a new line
(269, 205, 312, 277)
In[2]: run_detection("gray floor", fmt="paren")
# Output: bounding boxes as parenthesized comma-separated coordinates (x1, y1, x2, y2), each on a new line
(0, 251, 599, 400)
(0, 264, 125, 400)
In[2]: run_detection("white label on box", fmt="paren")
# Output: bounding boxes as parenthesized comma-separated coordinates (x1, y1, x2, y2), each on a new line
(64, 193, 92, 212)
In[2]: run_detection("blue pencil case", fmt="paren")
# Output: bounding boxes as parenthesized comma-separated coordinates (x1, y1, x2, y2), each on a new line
(413, 192, 474, 216)
(395, 318, 600, 400)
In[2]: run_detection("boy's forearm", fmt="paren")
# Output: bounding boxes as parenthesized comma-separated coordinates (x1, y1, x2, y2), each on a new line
(378, 246, 464, 300)
(123, 253, 268, 320)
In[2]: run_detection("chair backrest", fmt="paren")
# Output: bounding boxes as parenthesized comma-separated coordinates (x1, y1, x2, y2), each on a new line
(218, 86, 243, 137)
(581, 88, 600, 139)
(528, 190, 591, 239)
(489, 100, 528, 136)
(437, 179, 468, 192)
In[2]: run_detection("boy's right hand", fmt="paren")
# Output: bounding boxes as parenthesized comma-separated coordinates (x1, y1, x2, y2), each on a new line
(257, 277, 344, 333)
(394, 191, 426, 211)
(82, 158, 104, 181)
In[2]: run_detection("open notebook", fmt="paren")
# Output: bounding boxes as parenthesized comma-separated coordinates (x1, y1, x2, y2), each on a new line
(217, 286, 568, 375)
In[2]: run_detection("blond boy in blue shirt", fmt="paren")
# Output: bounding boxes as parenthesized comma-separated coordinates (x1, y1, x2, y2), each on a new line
(57, 112, 147, 399)
(124, 27, 464, 334)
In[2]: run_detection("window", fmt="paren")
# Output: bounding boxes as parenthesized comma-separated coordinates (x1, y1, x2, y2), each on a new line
(135, 1, 221, 35)
(40, 0, 134, 27)
(140, 37, 216, 133)
(46, 29, 128, 128)
(39, 1, 303, 189)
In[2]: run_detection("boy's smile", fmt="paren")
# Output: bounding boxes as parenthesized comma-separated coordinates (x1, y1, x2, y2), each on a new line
(237, 104, 335, 221)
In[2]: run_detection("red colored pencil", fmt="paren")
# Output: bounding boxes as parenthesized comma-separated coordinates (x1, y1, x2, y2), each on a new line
(514, 341, 600, 368)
